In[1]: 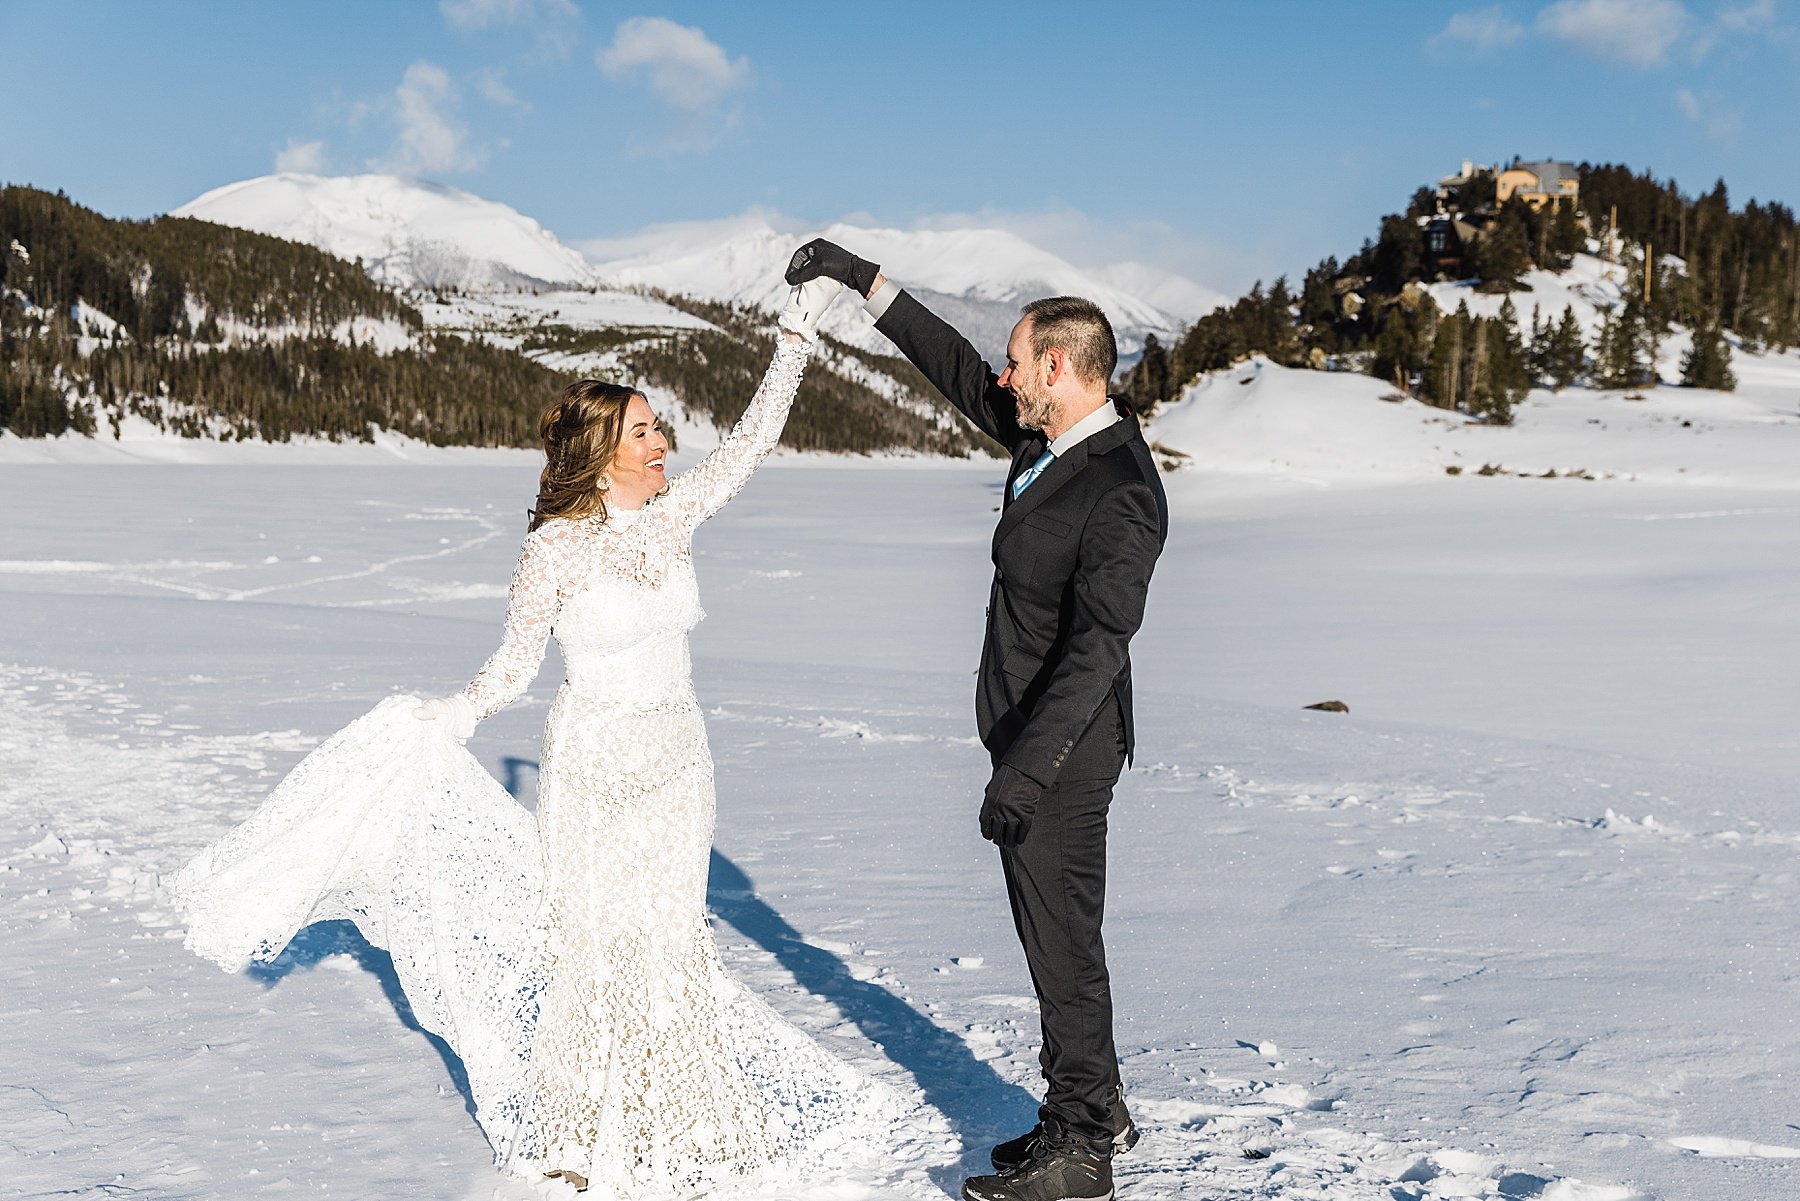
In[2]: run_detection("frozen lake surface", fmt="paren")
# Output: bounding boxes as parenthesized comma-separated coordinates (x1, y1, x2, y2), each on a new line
(2, 458, 1796, 1199)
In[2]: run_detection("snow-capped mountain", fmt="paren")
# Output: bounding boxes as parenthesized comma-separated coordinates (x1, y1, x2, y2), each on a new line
(1088, 261, 1229, 325)
(589, 219, 1205, 358)
(174, 174, 1220, 360)
(175, 174, 598, 292)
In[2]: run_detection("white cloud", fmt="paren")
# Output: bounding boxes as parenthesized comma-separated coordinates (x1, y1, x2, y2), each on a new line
(908, 207, 1239, 289)
(383, 61, 484, 175)
(575, 208, 798, 265)
(274, 138, 327, 174)
(1675, 87, 1741, 140)
(1718, 0, 1775, 30)
(597, 17, 749, 110)
(1535, 0, 1691, 65)
(1429, 6, 1528, 53)
(473, 66, 526, 110)
(440, 0, 577, 29)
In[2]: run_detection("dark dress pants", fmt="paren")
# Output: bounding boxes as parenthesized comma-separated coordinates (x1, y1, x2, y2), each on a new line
(996, 695, 1128, 1146)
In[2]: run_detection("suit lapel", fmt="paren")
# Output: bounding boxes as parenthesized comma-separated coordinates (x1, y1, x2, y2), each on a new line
(994, 438, 1089, 546)
(993, 404, 1141, 548)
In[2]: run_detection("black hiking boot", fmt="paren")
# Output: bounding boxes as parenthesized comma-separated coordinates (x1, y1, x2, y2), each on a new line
(990, 1088, 1138, 1174)
(963, 1119, 1113, 1201)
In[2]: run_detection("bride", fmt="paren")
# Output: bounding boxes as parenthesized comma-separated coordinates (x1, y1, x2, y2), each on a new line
(172, 277, 921, 1194)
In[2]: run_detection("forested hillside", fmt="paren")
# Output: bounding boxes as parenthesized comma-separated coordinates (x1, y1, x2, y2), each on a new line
(1121, 163, 1795, 425)
(0, 185, 988, 455)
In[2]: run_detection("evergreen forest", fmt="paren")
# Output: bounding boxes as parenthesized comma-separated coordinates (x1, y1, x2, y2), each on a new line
(0, 185, 988, 455)
(1119, 163, 1790, 424)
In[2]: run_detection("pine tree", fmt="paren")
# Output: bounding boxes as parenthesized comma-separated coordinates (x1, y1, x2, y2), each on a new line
(1124, 332, 1173, 412)
(1527, 304, 1549, 381)
(1492, 299, 1531, 410)
(1423, 301, 1472, 409)
(1475, 204, 1532, 292)
(1624, 292, 1662, 386)
(1591, 305, 1649, 389)
(1680, 320, 1737, 390)
(1263, 276, 1301, 365)
(1544, 202, 1583, 271)
(1298, 257, 1340, 354)
(1544, 307, 1586, 391)
(1370, 215, 1426, 294)
(1369, 291, 1438, 393)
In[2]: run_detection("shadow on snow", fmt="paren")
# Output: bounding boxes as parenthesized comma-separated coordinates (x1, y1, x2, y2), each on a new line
(244, 756, 1034, 1181)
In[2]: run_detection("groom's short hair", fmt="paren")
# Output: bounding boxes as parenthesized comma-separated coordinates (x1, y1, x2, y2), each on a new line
(1021, 296, 1117, 389)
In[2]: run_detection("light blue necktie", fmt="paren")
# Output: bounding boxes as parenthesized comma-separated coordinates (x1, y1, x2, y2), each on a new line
(1011, 448, 1056, 499)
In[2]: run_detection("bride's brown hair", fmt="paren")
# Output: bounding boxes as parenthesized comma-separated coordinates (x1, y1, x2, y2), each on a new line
(529, 380, 641, 531)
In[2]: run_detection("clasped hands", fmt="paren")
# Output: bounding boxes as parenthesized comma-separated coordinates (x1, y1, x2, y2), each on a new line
(777, 238, 883, 342)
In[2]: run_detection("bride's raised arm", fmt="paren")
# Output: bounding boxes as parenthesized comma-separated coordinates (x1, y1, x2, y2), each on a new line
(660, 331, 812, 528)
(661, 278, 841, 527)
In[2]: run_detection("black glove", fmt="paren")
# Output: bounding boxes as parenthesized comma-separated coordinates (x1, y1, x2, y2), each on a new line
(980, 764, 1044, 847)
(785, 238, 881, 299)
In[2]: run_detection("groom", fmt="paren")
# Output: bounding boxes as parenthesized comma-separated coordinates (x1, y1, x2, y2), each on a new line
(787, 241, 1168, 1201)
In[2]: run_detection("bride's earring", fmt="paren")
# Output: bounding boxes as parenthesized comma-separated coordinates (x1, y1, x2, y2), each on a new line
(597, 475, 612, 493)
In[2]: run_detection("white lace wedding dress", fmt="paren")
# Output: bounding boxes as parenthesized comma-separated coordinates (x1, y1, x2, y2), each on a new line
(172, 338, 928, 1196)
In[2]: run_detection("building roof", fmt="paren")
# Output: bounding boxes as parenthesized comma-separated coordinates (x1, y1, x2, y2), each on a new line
(1510, 159, 1578, 193)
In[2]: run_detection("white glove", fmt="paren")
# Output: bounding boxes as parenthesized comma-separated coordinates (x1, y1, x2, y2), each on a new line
(413, 694, 476, 741)
(778, 275, 844, 342)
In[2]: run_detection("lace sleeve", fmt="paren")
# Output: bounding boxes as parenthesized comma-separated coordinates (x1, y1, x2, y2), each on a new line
(462, 529, 563, 721)
(662, 335, 811, 527)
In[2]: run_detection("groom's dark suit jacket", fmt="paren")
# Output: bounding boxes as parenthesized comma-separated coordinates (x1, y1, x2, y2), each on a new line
(874, 290, 1169, 785)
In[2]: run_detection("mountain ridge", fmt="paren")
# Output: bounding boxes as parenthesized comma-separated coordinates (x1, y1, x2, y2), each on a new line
(0, 183, 989, 456)
(176, 173, 599, 292)
(174, 173, 1220, 360)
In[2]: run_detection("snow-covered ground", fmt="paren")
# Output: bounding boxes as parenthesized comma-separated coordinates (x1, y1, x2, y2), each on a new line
(4, 430, 1798, 1198)
(1147, 352, 1800, 488)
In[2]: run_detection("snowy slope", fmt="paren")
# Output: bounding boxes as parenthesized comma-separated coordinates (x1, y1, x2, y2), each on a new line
(1425, 250, 1623, 341)
(591, 218, 1194, 358)
(1425, 249, 1706, 382)
(175, 173, 600, 292)
(1146, 351, 1800, 487)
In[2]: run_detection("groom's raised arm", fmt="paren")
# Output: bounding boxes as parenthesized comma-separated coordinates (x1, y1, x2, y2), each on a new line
(863, 280, 1028, 452)
(785, 239, 1027, 453)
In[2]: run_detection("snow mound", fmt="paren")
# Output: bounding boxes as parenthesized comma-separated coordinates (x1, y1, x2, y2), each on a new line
(175, 173, 599, 292)
(1147, 358, 1473, 482)
(1147, 353, 1800, 488)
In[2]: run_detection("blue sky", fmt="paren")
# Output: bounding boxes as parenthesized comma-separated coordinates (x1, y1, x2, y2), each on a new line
(3, 0, 1797, 294)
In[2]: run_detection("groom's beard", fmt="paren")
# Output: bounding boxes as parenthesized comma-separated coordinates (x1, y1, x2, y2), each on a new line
(1011, 379, 1056, 433)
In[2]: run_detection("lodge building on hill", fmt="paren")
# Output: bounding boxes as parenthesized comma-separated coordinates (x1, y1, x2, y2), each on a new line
(1436, 157, 1581, 213)
(1421, 156, 1582, 277)
(1496, 159, 1580, 211)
